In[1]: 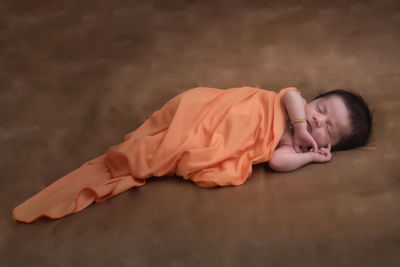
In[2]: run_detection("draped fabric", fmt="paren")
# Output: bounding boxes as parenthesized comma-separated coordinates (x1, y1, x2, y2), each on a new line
(13, 87, 296, 223)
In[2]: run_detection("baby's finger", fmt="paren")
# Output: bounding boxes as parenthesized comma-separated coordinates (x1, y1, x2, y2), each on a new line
(310, 138, 318, 152)
(327, 143, 331, 152)
(318, 144, 331, 154)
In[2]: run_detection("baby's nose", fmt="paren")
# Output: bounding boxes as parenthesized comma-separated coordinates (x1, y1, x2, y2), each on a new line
(313, 115, 324, 127)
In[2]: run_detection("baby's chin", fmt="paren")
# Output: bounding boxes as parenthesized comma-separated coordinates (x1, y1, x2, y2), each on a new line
(314, 140, 330, 149)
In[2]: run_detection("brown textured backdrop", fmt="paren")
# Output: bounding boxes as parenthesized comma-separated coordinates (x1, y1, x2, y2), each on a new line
(1, 0, 400, 266)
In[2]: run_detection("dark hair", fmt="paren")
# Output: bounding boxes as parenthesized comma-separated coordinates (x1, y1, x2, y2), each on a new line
(313, 89, 373, 151)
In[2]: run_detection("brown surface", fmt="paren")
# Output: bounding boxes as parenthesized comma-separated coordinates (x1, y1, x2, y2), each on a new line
(1, 0, 400, 266)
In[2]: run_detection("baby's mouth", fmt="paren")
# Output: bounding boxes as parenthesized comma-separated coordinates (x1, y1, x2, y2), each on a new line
(307, 120, 311, 133)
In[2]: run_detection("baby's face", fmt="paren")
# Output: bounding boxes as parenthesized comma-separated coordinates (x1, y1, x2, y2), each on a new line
(305, 95, 352, 148)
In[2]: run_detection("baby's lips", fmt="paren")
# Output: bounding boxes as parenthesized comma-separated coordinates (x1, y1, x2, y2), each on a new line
(306, 120, 311, 133)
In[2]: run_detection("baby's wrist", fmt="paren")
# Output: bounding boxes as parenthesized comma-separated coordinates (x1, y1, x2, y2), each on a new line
(291, 120, 307, 132)
(306, 151, 317, 162)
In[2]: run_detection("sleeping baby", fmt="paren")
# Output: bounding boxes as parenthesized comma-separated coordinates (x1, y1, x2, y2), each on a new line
(13, 86, 373, 223)
(269, 88, 372, 172)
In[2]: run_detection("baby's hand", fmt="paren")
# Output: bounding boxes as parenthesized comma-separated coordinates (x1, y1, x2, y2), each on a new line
(308, 144, 332, 163)
(292, 122, 318, 153)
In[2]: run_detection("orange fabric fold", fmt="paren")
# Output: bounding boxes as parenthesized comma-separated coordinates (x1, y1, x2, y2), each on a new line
(13, 87, 296, 223)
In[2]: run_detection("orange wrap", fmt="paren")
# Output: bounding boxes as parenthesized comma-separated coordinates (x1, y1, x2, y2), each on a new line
(13, 87, 296, 223)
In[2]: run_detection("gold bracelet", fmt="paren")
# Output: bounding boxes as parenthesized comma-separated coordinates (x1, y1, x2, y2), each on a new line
(291, 119, 307, 125)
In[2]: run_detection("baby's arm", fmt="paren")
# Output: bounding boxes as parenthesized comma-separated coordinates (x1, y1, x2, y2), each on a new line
(269, 144, 332, 172)
(283, 89, 318, 152)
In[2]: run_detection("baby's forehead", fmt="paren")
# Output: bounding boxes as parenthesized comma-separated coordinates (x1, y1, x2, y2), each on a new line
(313, 95, 346, 107)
